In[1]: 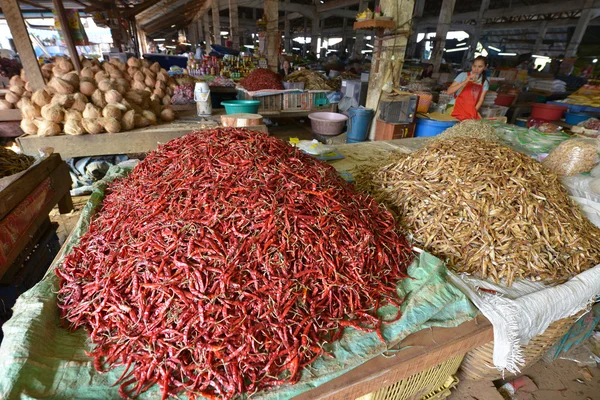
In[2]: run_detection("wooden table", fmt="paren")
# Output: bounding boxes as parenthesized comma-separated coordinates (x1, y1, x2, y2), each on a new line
(294, 316, 492, 400)
(16, 120, 268, 159)
(0, 154, 72, 276)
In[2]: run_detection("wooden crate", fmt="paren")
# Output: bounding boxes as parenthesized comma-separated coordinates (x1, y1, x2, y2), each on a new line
(282, 92, 310, 111)
(0, 154, 72, 277)
(237, 89, 283, 112)
(357, 355, 463, 400)
(0, 218, 59, 342)
(309, 91, 332, 110)
(293, 315, 493, 400)
(374, 119, 415, 141)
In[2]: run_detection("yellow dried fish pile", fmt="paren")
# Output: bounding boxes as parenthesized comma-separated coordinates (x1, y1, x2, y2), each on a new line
(433, 120, 499, 142)
(284, 70, 334, 91)
(330, 72, 360, 91)
(366, 138, 600, 286)
(0, 146, 35, 178)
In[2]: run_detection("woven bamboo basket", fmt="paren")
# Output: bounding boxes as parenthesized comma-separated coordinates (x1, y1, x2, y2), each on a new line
(356, 354, 464, 400)
(459, 310, 586, 381)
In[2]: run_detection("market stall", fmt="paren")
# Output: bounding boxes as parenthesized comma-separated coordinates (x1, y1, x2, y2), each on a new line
(0, 134, 492, 400)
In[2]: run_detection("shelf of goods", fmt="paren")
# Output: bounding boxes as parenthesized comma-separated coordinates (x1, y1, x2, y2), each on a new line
(0, 136, 493, 400)
(547, 85, 600, 113)
(0, 153, 72, 277)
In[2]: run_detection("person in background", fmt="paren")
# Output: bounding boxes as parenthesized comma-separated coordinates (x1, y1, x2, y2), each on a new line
(420, 64, 433, 79)
(225, 39, 233, 48)
(279, 59, 292, 77)
(195, 43, 206, 59)
(446, 56, 489, 121)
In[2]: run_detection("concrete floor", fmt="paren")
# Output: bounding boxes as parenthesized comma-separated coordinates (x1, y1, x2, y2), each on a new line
(450, 359, 599, 400)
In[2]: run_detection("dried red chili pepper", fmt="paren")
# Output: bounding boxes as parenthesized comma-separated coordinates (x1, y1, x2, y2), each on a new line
(56, 127, 413, 400)
(239, 68, 284, 91)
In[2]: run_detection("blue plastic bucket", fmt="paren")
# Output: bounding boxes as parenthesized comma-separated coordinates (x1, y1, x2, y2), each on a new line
(565, 112, 592, 126)
(415, 118, 458, 137)
(347, 108, 374, 143)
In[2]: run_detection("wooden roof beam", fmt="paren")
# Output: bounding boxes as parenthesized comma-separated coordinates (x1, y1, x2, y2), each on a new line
(316, 0, 359, 13)
(122, 0, 162, 18)
(417, 0, 600, 26)
(18, 0, 52, 11)
(142, 4, 204, 33)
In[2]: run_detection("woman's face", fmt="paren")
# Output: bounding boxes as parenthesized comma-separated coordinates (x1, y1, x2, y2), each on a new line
(471, 60, 487, 76)
(283, 61, 290, 69)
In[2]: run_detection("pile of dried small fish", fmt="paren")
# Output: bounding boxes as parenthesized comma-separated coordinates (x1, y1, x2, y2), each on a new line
(285, 70, 334, 91)
(360, 138, 600, 286)
(433, 120, 499, 142)
(0, 146, 35, 178)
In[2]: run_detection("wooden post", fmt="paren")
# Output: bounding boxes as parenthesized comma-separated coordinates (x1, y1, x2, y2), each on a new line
(352, 0, 366, 59)
(137, 25, 148, 55)
(565, 2, 593, 57)
(341, 14, 348, 54)
(0, 0, 45, 91)
(430, 0, 456, 73)
(212, 0, 222, 46)
(464, 0, 490, 65)
(303, 18, 308, 55)
(365, 0, 415, 140)
(265, 0, 279, 72)
(284, 0, 291, 53)
(310, 18, 319, 54)
(406, 0, 425, 58)
(52, 0, 82, 71)
(229, 0, 240, 50)
(203, 13, 212, 47)
(188, 22, 197, 46)
(533, 21, 549, 54)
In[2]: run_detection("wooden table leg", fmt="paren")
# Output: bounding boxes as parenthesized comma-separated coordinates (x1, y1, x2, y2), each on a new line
(57, 193, 73, 214)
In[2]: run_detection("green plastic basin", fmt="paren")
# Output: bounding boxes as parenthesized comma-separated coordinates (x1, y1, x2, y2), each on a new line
(221, 100, 261, 114)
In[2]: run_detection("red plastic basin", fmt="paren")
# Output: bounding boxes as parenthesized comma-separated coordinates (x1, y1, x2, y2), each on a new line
(530, 103, 567, 121)
(495, 93, 516, 107)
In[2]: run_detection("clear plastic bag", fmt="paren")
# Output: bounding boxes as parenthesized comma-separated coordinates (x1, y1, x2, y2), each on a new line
(542, 138, 600, 177)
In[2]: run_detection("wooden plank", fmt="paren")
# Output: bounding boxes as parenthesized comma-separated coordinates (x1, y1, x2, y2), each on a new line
(316, 0, 359, 12)
(0, 109, 22, 121)
(122, 0, 162, 18)
(0, 161, 71, 276)
(352, 19, 396, 30)
(0, 154, 62, 221)
(365, 0, 413, 140)
(265, 0, 279, 72)
(17, 123, 269, 158)
(52, 0, 82, 72)
(212, 0, 221, 46)
(0, 0, 45, 91)
(293, 315, 493, 400)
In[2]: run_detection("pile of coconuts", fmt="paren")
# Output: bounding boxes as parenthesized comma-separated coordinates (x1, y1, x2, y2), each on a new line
(5, 56, 177, 137)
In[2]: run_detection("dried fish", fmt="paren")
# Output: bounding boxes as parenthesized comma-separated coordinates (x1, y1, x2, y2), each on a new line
(433, 120, 499, 143)
(284, 70, 335, 91)
(357, 138, 600, 286)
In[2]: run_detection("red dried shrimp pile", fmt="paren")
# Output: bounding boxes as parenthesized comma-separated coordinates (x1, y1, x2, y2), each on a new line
(56, 128, 412, 399)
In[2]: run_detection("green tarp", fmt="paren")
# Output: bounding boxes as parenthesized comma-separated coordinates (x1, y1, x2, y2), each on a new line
(0, 166, 478, 399)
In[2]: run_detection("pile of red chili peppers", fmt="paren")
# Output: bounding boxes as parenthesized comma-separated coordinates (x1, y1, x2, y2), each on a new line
(56, 128, 413, 400)
(239, 68, 284, 91)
